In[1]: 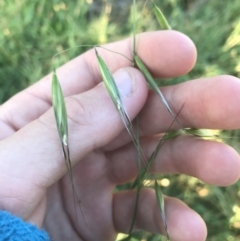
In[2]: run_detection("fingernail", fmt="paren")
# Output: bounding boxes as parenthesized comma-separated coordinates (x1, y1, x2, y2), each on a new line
(113, 69, 135, 97)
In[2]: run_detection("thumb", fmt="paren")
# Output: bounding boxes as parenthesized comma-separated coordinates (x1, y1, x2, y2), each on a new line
(0, 67, 148, 191)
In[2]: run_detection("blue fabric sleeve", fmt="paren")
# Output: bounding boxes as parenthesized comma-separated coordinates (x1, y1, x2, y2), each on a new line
(0, 211, 50, 241)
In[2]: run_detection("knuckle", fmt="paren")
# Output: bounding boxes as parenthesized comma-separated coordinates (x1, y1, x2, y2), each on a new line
(65, 95, 95, 128)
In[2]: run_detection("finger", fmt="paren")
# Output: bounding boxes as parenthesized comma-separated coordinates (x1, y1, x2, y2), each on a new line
(0, 31, 196, 137)
(0, 67, 147, 192)
(139, 75, 240, 132)
(105, 75, 240, 151)
(107, 135, 240, 186)
(113, 188, 207, 241)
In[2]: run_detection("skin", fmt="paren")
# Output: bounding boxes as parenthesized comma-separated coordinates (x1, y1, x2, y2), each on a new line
(0, 31, 240, 241)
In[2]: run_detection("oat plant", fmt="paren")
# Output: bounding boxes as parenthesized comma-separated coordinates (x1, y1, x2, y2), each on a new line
(50, 2, 225, 241)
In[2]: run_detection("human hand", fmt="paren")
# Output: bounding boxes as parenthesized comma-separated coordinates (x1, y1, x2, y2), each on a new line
(0, 31, 239, 241)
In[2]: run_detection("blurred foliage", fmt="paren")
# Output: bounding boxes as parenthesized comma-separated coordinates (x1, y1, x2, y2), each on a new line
(1, 0, 240, 240)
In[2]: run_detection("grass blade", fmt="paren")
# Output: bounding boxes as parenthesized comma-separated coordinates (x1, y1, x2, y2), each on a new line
(152, 1, 172, 30)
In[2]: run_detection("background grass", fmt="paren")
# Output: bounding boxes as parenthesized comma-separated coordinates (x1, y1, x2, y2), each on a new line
(1, 0, 240, 240)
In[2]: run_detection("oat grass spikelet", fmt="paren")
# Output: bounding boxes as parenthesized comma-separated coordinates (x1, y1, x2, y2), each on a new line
(134, 55, 179, 127)
(95, 47, 135, 138)
(51, 69, 85, 227)
(52, 69, 71, 175)
(152, 1, 172, 30)
(155, 180, 170, 241)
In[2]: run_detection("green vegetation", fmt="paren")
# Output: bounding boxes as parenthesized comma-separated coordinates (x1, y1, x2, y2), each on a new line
(1, 0, 240, 240)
